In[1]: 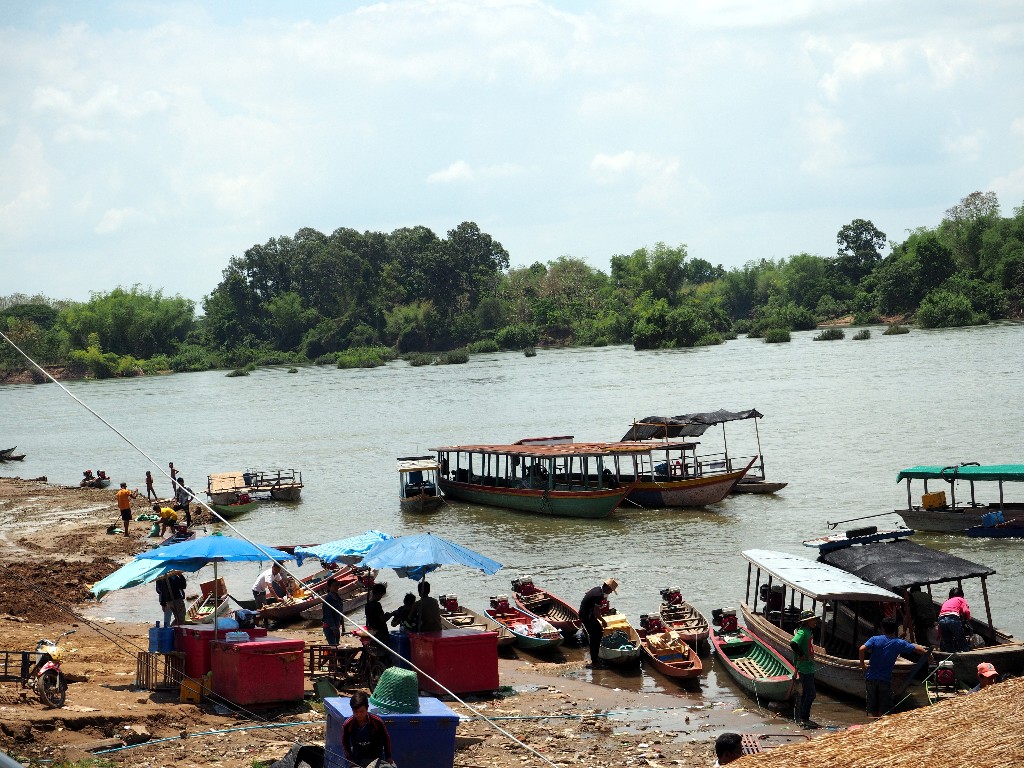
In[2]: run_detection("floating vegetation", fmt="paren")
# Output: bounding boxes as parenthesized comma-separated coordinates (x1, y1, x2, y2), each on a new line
(287, 367, 298, 373)
(814, 327, 845, 341)
(852, 329, 871, 340)
(336, 346, 396, 369)
(437, 351, 469, 365)
(467, 339, 499, 353)
(406, 353, 435, 367)
(883, 324, 910, 335)
(226, 363, 255, 377)
(523, 347, 537, 357)
(763, 328, 791, 343)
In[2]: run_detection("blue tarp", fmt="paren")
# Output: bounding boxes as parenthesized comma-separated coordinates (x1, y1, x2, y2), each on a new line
(134, 535, 295, 563)
(89, 557, 208, 600)
(293, 530, 393, 566)
(361, 532, 502, 581)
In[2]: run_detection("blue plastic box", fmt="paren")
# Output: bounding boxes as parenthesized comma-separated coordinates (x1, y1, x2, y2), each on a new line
(147, 623, 175, 653)
(388, 630, 412, 670)
(324, 696, 459, 768)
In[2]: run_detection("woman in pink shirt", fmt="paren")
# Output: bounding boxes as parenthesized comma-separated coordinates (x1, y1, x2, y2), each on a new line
(937, 586, 971, 652)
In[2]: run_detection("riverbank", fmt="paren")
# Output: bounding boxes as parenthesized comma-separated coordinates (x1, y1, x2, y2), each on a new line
(0, 475, 805, 767)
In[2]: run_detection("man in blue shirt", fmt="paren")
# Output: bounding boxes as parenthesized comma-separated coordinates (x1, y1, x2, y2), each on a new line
(858, 617, 929, 717)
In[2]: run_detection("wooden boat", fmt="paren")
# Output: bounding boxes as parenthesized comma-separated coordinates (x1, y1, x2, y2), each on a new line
(187, 577, 231, 624)
(622, 409, 787, 496)
(621, 455, 755, 508)
(637, 614, 702, 679)
(438, 594, 515, 646)
(658, 587, 710, 649)
(0, 453, 25, 462)
(207, 468, 303, 505)
(894, 463, 1024, 533)
(965, 518, 1024, 538)
(0, 447, 15, 458)
(484, 595, 563, 650)
(594, 612, 642, 667)
(711, 622, 796, 703)
(398, 456, 444, 513)
(157, 526, 195, 547)
(821, 538, 1024, 687)
(263, 566, 372, 622)
(803, 526, 914, 553)
(739, 549, 915, 700)
(511, 577, 582, 638)
(433, 441, 644, 519)
(210, 493, 258, 519)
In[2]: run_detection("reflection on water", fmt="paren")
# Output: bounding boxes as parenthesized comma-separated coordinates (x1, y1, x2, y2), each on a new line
(4, 322, 1024, 711)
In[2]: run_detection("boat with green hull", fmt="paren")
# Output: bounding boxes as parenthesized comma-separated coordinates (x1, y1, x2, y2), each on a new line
(434, 439, 644, 519)
(711, 623, 796, 703)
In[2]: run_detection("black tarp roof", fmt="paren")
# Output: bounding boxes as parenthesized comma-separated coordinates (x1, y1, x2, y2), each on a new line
(621, 408, 763, 441)
(819, 540, 996, 592)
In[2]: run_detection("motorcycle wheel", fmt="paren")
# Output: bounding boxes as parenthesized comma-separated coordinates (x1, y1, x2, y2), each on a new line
(38, 669, 66, 708)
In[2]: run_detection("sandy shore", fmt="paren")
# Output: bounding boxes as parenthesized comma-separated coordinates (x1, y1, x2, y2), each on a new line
(0, 475, 811, 767)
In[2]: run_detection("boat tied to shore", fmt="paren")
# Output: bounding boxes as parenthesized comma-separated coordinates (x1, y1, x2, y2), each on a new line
(484, 595, 564, 651)
(206, 469, 303, 506)
(438, 594, 515, 646)
(658, 587, 710, 650)
(894, 463, 1024, 533)
(739, 549, 915, 700)
(637, 613, 702, 680)
(709, 608, 796, 703)
(432, 439, 645, 519)
(510, 576, 582, 639)
(397, 456, 444, 513)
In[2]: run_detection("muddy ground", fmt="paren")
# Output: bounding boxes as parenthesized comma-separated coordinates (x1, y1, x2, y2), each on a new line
(0, 475, 810, 767)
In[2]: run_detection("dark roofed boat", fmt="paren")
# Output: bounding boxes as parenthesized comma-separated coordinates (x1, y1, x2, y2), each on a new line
(894, 463, 1024, 533)
(819, 539, 1024, 687)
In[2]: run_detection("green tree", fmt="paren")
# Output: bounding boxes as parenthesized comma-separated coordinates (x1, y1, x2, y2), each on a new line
(835, 219, 887, 284)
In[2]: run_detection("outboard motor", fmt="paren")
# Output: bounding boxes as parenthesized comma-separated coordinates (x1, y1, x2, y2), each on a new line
(711, 608, 725, 626)
(439, 594, 460, 612)
(640, 614, 664, 633)
(598, 598, 616, 616)
(491, 595, 511, 612)
(719, 608, 738, 633)
(512, 576, 535, 595)
(935, 659, 956, 687)
(660, 587, 683, 606)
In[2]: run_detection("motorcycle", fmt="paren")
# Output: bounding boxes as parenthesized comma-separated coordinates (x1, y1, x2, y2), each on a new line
(28, 630, 75, 707)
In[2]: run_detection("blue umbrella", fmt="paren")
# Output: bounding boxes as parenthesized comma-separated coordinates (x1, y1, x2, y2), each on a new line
(293, 530, 393, 567)
(90, 557, 209, 600)
(135, 535, 295, 563)
(361, 532, 502, 581)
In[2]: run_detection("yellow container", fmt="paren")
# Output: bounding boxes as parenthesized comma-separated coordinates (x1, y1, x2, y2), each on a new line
(180, 678, 203, 704)
(921, 491, 947, 510)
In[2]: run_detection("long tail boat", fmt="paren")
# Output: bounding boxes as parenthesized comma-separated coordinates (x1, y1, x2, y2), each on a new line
(438, 594, 515, 646)
(711, 619, 796, 703)
(511, 576, 582, 638)
(894, 463, 1024, 533)
(658, 587, 710, 650)
(398, 456, 445, 513)
(484, 595, 563, 651)
(432, 439, 645, 519)
(638, 614, 702, 680)
(262, 565, 372, 622)
(595, 612, 642, 667)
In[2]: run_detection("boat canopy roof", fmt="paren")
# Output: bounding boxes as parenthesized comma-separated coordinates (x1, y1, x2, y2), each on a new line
(621, 408, 763, 441)
(896, 464, 1024, 483)
(819, 540, 995, 592)
(397, 456, 440, 473)
(433, 441, 651, 458)
(743, 549, 900, 602)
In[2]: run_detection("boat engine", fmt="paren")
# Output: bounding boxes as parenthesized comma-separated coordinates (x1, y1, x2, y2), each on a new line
(639, 614, 665, 633)
(711, 607, 738, 632)
(598, 598, 616, 616)
(512, 576, 536, 595)
(356, 568, 375, 587)
(660, 587, 683, 606)
(491, 595, 511, 613)
(439, 594, 460, 612)
(935, 660, 957, 688)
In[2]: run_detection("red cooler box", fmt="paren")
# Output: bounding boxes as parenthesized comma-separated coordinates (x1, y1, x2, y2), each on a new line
(175, 626, 267, 679)
(324, 696, 458, 768)
(409, 628, 498, 694)
(211, 637, 305, 705)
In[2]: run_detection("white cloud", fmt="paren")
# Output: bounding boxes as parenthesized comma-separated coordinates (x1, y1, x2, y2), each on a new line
(94, 206, 151, 235)
(427, 161, 525, 184)
(943, 130, 986, 161)
(798, 102, 848, 174)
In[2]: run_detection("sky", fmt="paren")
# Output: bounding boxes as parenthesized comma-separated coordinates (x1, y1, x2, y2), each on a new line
(2, 0, 1023, 307)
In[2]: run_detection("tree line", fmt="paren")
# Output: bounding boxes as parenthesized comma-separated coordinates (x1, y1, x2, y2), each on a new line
(2, 192, 1022, 379)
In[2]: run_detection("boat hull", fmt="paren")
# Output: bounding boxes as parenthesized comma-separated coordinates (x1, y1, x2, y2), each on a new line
(711, 627, 795, 702)
(659, 600, 710, 649)
(591, 614, 641, 667)
(741, 603, 913, 700)
(626, 466, 750, 508)
(440, 608, 516, 646)
(732, 480, 788, 494)
(640, 633, 702, 679)
(400, 493, 445, 514)
(270, 486, 303, 501)
(895, 507, 991, 533)
(211, 500, 259, 519)
(512, 587, 582, 638)
(439, 480, 629, 519)
(485, 607, 564, 650)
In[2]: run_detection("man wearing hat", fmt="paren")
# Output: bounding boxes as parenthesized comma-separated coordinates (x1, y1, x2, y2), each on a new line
(579, 578, 618, 669)
(971, 662, 999, 692)
(790, 609, 819, 728)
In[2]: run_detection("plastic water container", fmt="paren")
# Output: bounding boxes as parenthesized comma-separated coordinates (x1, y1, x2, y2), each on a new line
(224, 631, 250, 642)
(148, 622, 175, 653)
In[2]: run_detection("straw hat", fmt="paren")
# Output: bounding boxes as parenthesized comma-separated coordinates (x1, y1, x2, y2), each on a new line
(369, 668, 420, 714)
(603, 578, 619, 593)
(799, 610, 817, 624)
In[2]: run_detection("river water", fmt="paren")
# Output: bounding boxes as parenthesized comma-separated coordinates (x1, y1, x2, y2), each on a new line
(3, 322, 1023, 712)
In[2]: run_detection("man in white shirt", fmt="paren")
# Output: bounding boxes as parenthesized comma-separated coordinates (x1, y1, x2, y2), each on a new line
(251, 564, 286, 608)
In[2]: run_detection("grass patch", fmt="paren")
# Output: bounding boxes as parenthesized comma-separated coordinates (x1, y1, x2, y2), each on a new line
(435, 349, 469, 365)
(466, 339, 499, 353)
(523, 347, 537, 357)
(406, 352, 435, 367)
(883, 324, 910, 335)
(226, 363, 256, 377)
(814, 327, 845, 341)
(763, 328, 791, 343)
(336, 346, 396, 369)
(852, 329, 871, 340)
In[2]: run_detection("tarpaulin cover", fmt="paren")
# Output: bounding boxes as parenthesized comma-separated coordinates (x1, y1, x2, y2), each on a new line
(89, 557, 208, 600)
(621, 409, 763, 441)
(896, 464, 1024, 483)
(135, 535, 295, 563)
(293, 530, 392, 566)
(361, 532, 502, 581)
(819, 539, 995, 592)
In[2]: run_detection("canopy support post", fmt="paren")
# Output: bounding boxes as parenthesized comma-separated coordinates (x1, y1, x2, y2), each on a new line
(981, 576, 994, 632)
